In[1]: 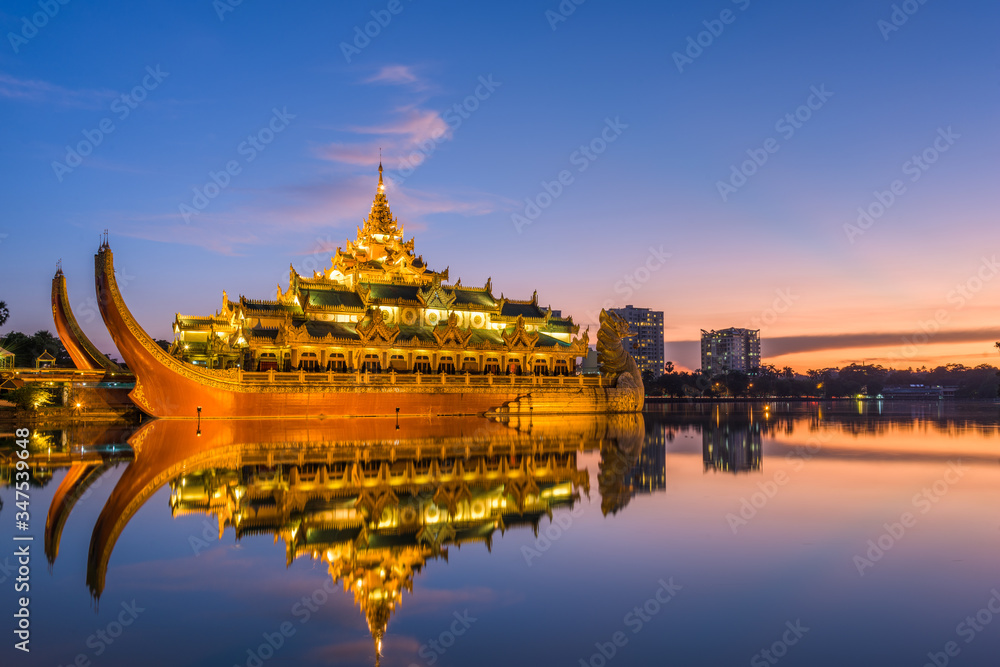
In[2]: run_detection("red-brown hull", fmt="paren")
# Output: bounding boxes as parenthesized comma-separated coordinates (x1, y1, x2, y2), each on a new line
(95, 245, 635, 419)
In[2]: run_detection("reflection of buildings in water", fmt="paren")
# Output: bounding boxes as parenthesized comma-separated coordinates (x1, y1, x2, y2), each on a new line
(44, 414, 643, 667)
(628, 423, 667, 495)
(0, 426, 135, 564)
(702, 419, 762, 474)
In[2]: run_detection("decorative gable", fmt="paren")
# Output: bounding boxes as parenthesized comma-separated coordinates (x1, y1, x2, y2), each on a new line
(501, 315, 539, 350)
(356, 307, 400, 345)
(418, 276, 456, 309)
(432, 312, 474, 347)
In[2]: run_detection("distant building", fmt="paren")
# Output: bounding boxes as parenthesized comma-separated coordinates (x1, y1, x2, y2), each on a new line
(611, 305, 665, 377)
(701, 328, 760, 376)
(880, 384, 957, 399)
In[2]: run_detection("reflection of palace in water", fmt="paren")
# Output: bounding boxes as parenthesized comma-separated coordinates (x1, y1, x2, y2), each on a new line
(11, 414, 644, 666)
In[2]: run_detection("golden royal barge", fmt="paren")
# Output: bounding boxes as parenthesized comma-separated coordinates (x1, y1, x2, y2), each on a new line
(90, 165, 643, 418)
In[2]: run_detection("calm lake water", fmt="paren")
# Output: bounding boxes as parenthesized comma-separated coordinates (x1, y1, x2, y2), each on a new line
(2, 401, 999, 667)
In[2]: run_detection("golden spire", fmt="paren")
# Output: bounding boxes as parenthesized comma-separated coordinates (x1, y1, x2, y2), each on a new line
(378, 160, 384, 193)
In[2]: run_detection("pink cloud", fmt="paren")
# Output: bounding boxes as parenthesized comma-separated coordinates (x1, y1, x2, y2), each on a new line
(316, 106, 451, 169)
(364, 64, 422, 87)
(109, 172, 506, 257)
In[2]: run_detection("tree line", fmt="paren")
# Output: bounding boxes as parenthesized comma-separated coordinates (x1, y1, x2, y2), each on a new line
(0, 330, 72, 368)
(645, 362, 1000, 399)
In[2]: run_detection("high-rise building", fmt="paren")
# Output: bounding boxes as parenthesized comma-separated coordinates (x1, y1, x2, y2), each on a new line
(700, 328, 760, 376)
(611, 305, 665, 377)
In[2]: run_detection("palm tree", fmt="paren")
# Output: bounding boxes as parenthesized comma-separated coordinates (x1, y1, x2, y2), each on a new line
(0, 301, 8, 327)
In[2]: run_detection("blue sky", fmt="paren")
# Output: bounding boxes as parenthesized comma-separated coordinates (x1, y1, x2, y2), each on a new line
(1, 0, 998, 370)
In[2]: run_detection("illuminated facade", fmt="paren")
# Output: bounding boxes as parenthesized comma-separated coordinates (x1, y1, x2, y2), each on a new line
(700, 327, 760, 376)
(610, 305, 664, 377)
(171, 164, 587, 377)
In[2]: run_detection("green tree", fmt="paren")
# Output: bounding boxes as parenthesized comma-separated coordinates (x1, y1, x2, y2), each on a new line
(6, 386, 54, 411)
(0, 300, 8, 327)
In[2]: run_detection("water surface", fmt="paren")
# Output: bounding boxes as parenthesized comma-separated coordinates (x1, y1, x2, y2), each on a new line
(2, 401, 999, 666)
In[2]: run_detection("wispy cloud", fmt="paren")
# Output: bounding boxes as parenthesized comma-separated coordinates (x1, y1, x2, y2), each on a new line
(317, 105, 450, 168)
(112, 173, 509, 256)
(762, 329, 998, 357)
(315, 65, 453, 170)
(110, 67, 504, 256)
(0, 72, 115, 109)
(364, 64, 424, 87)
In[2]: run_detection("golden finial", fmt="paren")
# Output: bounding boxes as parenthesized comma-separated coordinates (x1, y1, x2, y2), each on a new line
(378, 156, 384, 192)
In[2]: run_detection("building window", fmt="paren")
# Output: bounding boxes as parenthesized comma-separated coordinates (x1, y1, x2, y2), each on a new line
(298, 352, 319, 372)
(328, 353, 347, 372)
(362, 354, 382, 373)
(414, 355, 432, 374)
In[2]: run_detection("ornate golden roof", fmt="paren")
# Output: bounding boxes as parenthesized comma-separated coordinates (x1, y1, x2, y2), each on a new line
(327, 164, 438, 286)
